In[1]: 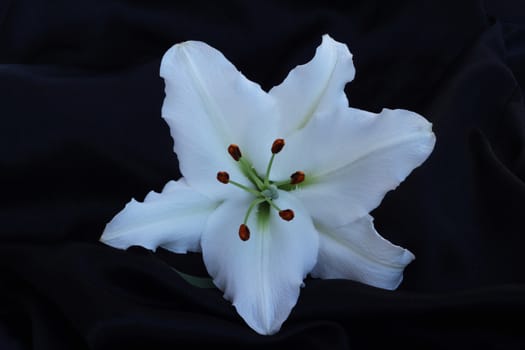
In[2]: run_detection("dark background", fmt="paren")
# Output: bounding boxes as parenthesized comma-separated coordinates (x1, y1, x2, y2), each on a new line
(1, 0, 525, 349)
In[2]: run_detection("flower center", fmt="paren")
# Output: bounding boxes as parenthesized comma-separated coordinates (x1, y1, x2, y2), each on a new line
(217, 139, 306, 241)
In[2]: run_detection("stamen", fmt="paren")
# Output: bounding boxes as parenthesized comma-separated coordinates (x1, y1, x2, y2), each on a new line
(273, 171, 306, 189)
(239, 224, 250, 241)
(271, 138, 285, 154)
(264, 139, 285, 186)
(222, 138, 298, 240)
(239, 197, 266, 241)
(228, 144, 242, 161)
(279, 209, 295, 221)
(217, 171, 230, 184)
(264, 153, 275, 187)
(290, 171, 305, 185)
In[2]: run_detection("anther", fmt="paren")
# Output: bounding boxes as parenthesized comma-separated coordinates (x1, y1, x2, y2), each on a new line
(239, 224, 250, 241)
(271, 139, 285, 154)
(279, 209, 295, 221)
(217, 171, 230, 184)
(228, 144, 242, 161)
(290, 171, 305, 185)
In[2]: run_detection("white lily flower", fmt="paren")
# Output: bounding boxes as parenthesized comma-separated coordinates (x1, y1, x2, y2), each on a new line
(100, 34, 435, 335)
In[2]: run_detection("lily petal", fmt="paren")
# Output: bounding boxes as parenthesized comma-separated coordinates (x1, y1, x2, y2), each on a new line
(201, 191, 318, 335)
(269, 34, 354, 136)
(100, 179, 218, 253)
(274, 107, 435, 228)
(311, 215, 415, 290)
(160, 41, 279, 198)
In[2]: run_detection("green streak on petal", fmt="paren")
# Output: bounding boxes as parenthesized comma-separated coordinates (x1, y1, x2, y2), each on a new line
(256, 201, 271, 231)
(239, 158, 265, 190)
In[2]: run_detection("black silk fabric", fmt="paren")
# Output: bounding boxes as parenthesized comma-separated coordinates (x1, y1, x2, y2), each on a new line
(1, 1, 525, 349)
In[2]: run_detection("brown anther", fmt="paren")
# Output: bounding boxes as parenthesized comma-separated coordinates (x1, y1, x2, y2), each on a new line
(228, 144, 242, 161)
(290, 171, 305, 185)
(217, 171, 230, 184)
(279, 209, 295, 221)
(239, 224, 250, 241)
(271, 138, 285, 154)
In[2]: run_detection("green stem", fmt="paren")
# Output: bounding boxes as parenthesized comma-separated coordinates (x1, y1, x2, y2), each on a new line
(173, 268, 216, 289)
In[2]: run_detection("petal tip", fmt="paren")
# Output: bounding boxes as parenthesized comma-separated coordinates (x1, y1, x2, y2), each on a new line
(321, 33, 334, 42)
(99, 227, 122, 249)
(160, 40, 213, 77)
(402, 248, 416, 264)
(320, 33, 353, 56)
(320, 33, 339, 45)
(386, 249, 415, 290)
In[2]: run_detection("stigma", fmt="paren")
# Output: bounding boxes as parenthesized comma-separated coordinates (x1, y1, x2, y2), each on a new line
(216, 139, 306, 241)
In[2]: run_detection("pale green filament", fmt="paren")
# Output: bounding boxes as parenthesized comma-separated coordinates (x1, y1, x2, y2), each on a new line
(273, 179, 291, 187)
(228, 179, 262, 197)
(264, 153, 276, 187)
(243, 198, 267, 225)
(264, 197, 282, 212)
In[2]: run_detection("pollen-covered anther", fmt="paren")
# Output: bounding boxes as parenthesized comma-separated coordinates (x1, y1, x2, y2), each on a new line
(217, 171, 230, 184)
(290, 171, 305, 185)
(271, 138, 285, 154)
(228, 144, 242, 161)
(239, 224, 250, 241)
(279, 209, 295, 221)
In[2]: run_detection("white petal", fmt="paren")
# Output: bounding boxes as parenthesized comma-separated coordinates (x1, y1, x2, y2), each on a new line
(275, 107, 435, 228)
(201, 191, 318, 335)
(269, 34, 354, 135)
(160, 41, 279, 199)
(311, 215, 414, 290)
(100, 179, 218, 253)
